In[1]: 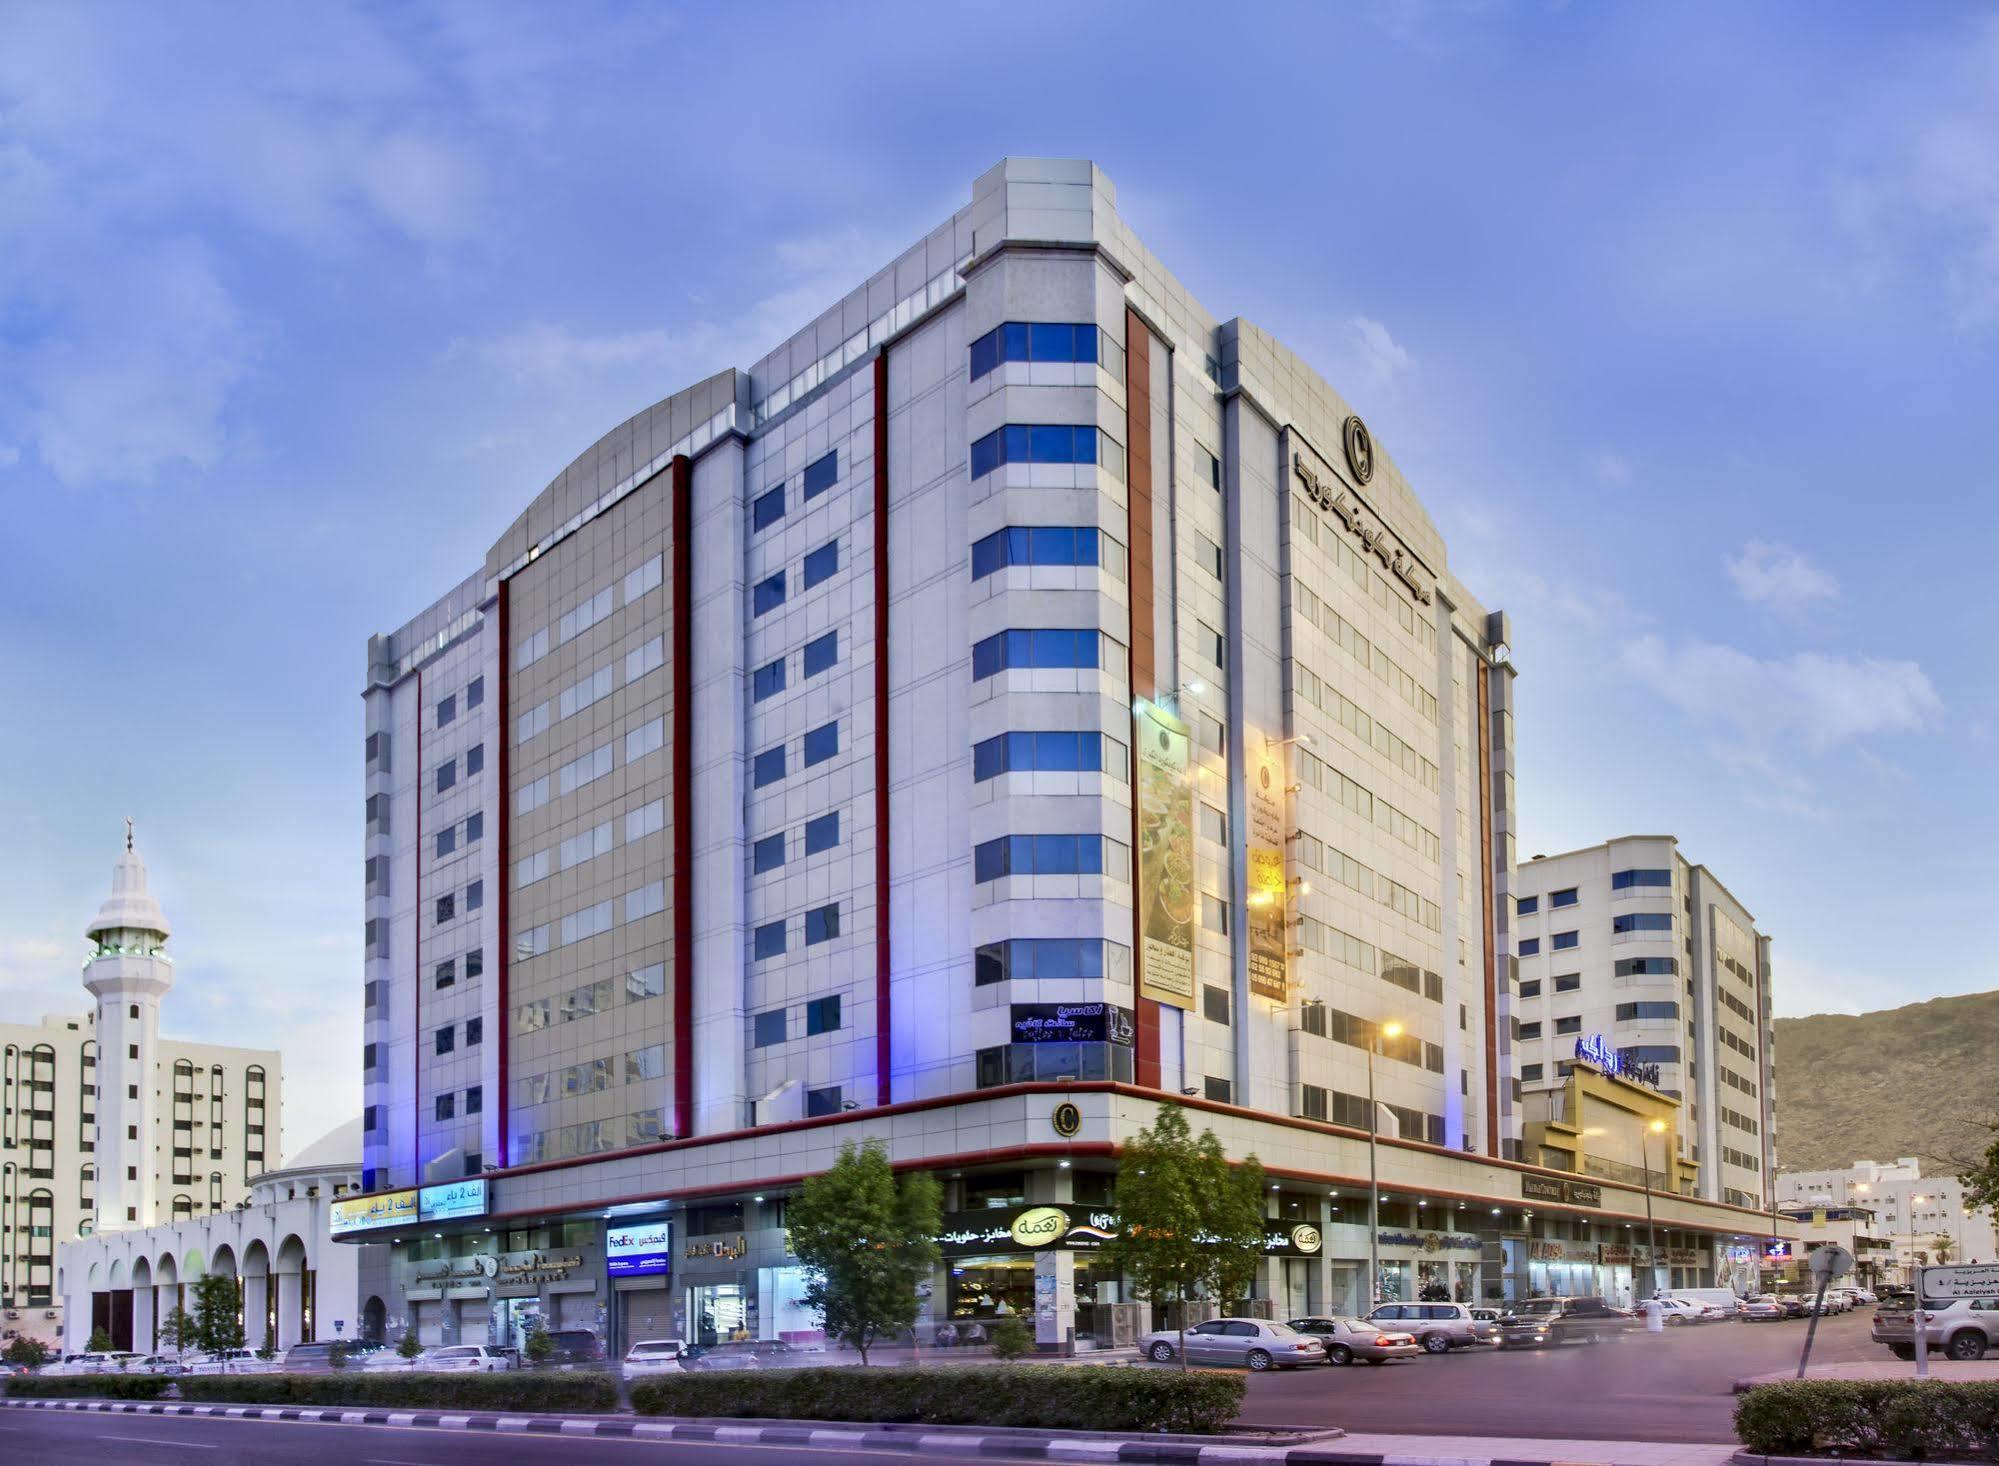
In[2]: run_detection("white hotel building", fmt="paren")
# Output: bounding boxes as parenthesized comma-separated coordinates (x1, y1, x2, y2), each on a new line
(346, 159, 1792, 1353)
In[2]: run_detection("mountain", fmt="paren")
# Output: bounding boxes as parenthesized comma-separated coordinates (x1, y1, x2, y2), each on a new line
(1773, 989, 1999, 1175)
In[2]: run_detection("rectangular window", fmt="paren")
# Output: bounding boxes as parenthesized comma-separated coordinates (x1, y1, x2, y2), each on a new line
(1615, 957, 1678, 976)
(627, 799, 665, 841)
(1517, 1021, 1542, 1040)
(558, 821, 613, 872)
(515, 776, 549, 815)
(1551, 930, 1578, 950)
(1517, 937, 1540, 957)
(969, 424, 1108, 478)
(557, 742, 614, 796)
(803, 812, 839, 855)
(752, 659, 786, 702)
(465, 879, 483, 912)
(626, 635, 664, 682)
(623, 555, 662, 603)
(805, 1085, 842, 1117)
(971, 730, 1111, 781)
(804, 904, 840, 945)
(435, 759, 457, 793)
(753, 1009, 786, 1047)
(435, 827, 457, 858)
(802, 540, 839, 589)
(802, 631, 837, 677)
(970, 525, 1110, 578)
(465, 948, 483, 980)
(753, 485, 785, 532)
(435, 894, 455, 924)
(626, 717, 665, 761)
(968, 321, 1100, 379)
(1206, 449, 1221, 492)
(805, 995, 841, 1036)
(465, 743, 484, 776)
(559, 664, 616, 720)
(556, 586, 614, 646)
(753, 572, 786, 616)
(434, 1026, 455, 1055)
(970, 628, 1102, 679)
(515, 625, 549, 670)
(1516, 895, 1539, 916)
(1611, 868, 1672, 889)
(1554, 1015, 1582, 1035)
(1616, 1001, 1680, 1021)
(466, 1017, 482, 1046)
(753, 745, 786, 788)
(1613, 912, 1673, 933)
(1520, 1063, 1544, 1082)
(1195, 532, 1222, 581)
(465, 1085, 482, 1115)
(972, 834, 1128, 883)
(753, 920, 787, 959)
(1554, 973, 1581, 993)
(802, 451, 837, 500)
(465, 811, 483, 843)
(623, 880, 665, 922)
(1551, 887, 1579, 908)
(559, 899, 614, 945)
(1202, 891, 1230, 935)
(802, 722, 838, 767)
(1202, 984, 1231, 1025)
(1204, 1076, 1232, 1103)
(1198, 621, 1225, 670)
(434, 959, 457, 989)
(1518, 979, 1541, 998)
(752, 832, 786, 874)
(437, 693, 457, 727)
(1199, 802, 1227, 845)
(516, 702, 551, 744)
(435, 1094, 455, 1121)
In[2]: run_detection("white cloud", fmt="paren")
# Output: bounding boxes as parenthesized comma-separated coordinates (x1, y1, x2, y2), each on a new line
(1346, 315, 1416, 386)
(1620, 636, 1940, 752)
(1725, 539, 1840, 619)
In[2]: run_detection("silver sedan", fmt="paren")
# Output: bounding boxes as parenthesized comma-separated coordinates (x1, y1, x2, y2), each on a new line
(1286, 1316, 1422, 1365)
(1140, 1317, 1327, 1371)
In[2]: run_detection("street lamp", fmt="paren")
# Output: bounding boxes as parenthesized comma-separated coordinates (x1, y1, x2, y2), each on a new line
(1641, 1119, 1666, 1301)
(1908, 1194, 1929, 1287)
(1367, 1020, 1404, 1306)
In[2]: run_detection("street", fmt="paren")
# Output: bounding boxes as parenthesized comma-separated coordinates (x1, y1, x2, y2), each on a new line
(1238, 1311, 1884, 1442)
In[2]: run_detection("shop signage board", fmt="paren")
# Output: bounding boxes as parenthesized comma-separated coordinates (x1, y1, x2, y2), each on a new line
(331, 1188, 418, 1237)
(1522, 1174, 1601, 1208)
(1133, 698, 1195, 1011)
(1245, 742, 1289, 1001)
(683, 1233, 748, 1262)
(1378, 1230, 1481, 1252)
(1573, 1034, 1662, 1088)
(1919, 1263, 1999, 1299)
(1009, 1003, 1135, 1045)
(418, 1178, 488, 1222)
(607, 1221, 672, 1278)
(931, 1204, 1321, 1257)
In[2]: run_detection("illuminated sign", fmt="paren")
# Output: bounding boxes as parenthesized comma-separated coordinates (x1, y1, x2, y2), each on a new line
(1009, 1003, 1135, 1046)
(1573, 1034, 1662, 1089)
(419, 1179, 488, 1222)
(331, 1189, 418, 1237)
(607, 1221, 672, 1278)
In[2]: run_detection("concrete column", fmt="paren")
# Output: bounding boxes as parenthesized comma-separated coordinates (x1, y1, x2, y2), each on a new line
(132, 1282, 155, 1355)
(242, 1275, 271, 1353)
(276, 1272, 303, 1351)
(1033, 1250, 1075, 1351)
(156, 1285, 179, 1352)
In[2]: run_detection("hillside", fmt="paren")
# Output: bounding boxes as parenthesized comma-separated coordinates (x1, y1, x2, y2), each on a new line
(1774, 988, 1999, 1174)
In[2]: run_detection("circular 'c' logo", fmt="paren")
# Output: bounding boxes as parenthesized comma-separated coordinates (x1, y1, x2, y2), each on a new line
(1051, 1102, 1082, 1138)
(1011, 1206, 1069, 1248)
(1342, 414, 1375, 484)
(1291, 1225, 1323, 1255)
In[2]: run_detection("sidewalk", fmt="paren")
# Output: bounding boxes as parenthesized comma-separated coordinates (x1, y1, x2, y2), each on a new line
(0, 1397, 1744, 1465)
(1735, 1356, 1999, 1389)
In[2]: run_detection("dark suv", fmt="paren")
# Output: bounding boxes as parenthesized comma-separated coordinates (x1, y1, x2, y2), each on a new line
(542, 1330, 607, 1369)
(1497, 1296, 1632, 1348)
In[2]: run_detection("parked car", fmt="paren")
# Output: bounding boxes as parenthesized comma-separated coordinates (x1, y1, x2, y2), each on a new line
(1139, 1317, 1326, 1371)
(1837, 1287, 1878, 1306)
(360, 1345, 426, 1370)
(1496, 1297, 1633, 1348)
(621, 1339, 688, 1379)
(1285, 1316, 1420, 1365)
(681, 1339, 804, 1372)
(39, 1351, 137, 1376)
(1363, 1301, 1498, 1353)
(419, 1344, 513, 1372)
(135, 1353, 186, 1375)
(539, 1330, 607, 1370)
(184, 1348, 271, 1374)
(279, 1341, 350, 1373)
(1670, 1287, 1750, 1317)
(1469, 1307, 1503, 1325)
(1871, 1294, 1999, 1362)
(1649, 1297, 1711, 1326)
(1739, 1296, 1789, 1322)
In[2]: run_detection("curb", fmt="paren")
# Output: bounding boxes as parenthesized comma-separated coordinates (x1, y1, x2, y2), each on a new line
(1733, 1452, 1928, 1466)
(0, 1399, 1715, 1464)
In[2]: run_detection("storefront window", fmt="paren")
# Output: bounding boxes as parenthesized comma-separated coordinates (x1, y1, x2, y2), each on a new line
(963, 1174, 1027, 1209)
(687, 1282, 749, 1346)
(1377, 1259, 1409, 1303)
(758, 1265, 818, 1345)
(945, 1255, 1033, 1339)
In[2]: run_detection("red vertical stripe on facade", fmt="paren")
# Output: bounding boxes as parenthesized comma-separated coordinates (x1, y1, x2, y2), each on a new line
(1123, 308, 1161, 1090)
(873, 351, 892, 1108)
(412, 668, 423, 1172)
(671, 455, 695, 1139)
(495, 580, 511, 1168)
(1477, 666, 1499, 1156)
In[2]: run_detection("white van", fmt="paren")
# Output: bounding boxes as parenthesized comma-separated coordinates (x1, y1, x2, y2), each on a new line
(1659, 1287, 1746, 1317)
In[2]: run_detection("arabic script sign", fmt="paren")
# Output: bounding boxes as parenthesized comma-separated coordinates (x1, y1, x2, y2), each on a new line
(331, 1188, 418, 1236)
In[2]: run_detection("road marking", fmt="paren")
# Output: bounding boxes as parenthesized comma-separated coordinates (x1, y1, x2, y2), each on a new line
(365, 1459, 431, 1464)
(100, 1436, 219, 1449)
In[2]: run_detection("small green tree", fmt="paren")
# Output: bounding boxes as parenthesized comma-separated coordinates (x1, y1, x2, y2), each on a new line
(786, 1138, 942, 1365)
(1106, 1104, 1271, 1371)
(522, 1324, 553, 1367)
(397, 1329, 424, 1362)
(191, 1274, 245, 1357)
(158, 1305, 195, 1358)
(2, 1336, 49, 1369)
(87, 1326, 113, 1352)
(988, 1315, 1034, 1359)
(1933, 1236, 1956, 1266)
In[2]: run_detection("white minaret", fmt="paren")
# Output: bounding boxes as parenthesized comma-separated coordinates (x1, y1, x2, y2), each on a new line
(82, 820, 174, 1233)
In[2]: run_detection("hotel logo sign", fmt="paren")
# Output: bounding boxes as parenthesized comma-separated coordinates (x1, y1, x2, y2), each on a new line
(1342, 414, 1375, 484)
(1291, 446, 1432, 606)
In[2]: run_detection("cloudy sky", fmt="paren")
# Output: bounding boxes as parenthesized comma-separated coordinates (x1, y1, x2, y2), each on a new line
(3, 2, 1993, 1159)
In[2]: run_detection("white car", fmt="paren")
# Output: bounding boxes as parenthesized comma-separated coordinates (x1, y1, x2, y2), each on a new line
(419, 1344, 513, 1372)
(1652, 1297, 1719, 1325)
(621, 1339, 688, 1379)
(184, 1348, 272, 1374)
(40, 1351, 140, 1376)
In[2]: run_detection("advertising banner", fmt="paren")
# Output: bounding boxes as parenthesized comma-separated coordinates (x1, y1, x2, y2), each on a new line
(1009, 1003, 1136, 1046)
(607, 1221, 673, 1278)
(330, 1188, 418, 1237)
(1247, 740, 1290, 1000)
(419, 1178, 488, 1222)
(931, 1204, 1322, 1257)
(1133, 699, 1195, 1010)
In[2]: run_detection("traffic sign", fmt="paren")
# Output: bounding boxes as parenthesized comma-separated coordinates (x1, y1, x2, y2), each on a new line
(1808, 1244, 1855, 1280)
(1920, 1263, 1999, 1299)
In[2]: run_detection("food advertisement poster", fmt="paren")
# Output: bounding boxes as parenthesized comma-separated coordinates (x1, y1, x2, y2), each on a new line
(1134, 698, 1195, 1010)
(1247, 739, 1290, 999)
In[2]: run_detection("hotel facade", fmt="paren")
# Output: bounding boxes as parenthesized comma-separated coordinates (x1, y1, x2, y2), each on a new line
(346, 159, 1791, 1353)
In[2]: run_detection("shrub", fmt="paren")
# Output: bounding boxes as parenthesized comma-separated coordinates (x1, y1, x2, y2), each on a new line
(7, 1374, 169, 1400)
(176, 1370, 618, 1412)
(1735, 1380, 1999, 1460)
(987, 1317, 1034, 1360)
(631, 1364, 1245, 1434)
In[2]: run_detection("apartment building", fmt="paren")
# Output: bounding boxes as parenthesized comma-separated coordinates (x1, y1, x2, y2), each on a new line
(1, 831, 281, 1347)
(1779, 1158, 1998, 1281)
(345, 159, 1791, 1352)
(1511, 836, 1777, 1211)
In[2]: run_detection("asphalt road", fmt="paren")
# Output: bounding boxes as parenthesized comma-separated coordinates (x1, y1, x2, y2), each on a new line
(0, 1410, 1033, 1466)
(1237, 1310, 1885, 1442)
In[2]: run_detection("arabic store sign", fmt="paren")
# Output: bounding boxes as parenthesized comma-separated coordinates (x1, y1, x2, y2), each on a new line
(933, 1205, 1321, 1257)
(1378, 1230, 1481, 1253)
(608, 1221, 672, 1278)
(331, 1188, 418, 1236)
(1573, 1034, 1662, 1089)
(419, 1178, 488, 1222)
(1522, 1174, 1602, 1208)
(1009, 1003, 1135, 1046)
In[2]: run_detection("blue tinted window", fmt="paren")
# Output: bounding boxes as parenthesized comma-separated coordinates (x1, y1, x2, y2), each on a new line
(973, 834, 1108, 883)
(753, 572, 785, 616)
(752, 833, 785, 874)
(1617, 1001, 1680, 1022)
(802, 452, 837, 500)
(802, 631, 837, 678)
(802, 722, 838, 767)
(1622, 1045, 1681, 1064)
(806, 995, 841, 1036)
(1517, 937, 1541, 956)
(971, 525, 1102, 579)
(968, 330, 999, 380)
(753, 659, 786, 702)
(971, 628, 1100, 680)
(970, 432, 1001, 479)
(972, 731, 1103, 781)
(804, 904, 839, 944)
(465, 744, 484, 777)
(753, 1009, 786, 1047)
(1552, 930, 1579, 950)
(805, 1085, 842, 1117)
(1612, 912, 1673, 933)
(968, 323, 1101, 380)
(1615, 957, 1678, 976)
(753, 920, 786, 959)
(1551, 888, 1579, 907)
(465, 812, 483, 843)
(753, 486, 785, 532)
(968, 424, 1105, 478)
(436, 827, 457, 858)
(802, 540, 838, 589)
(1000, 322, 1030, 360)
(437, 693, 457, 727)
(1611, 868, 1672, 889)
(436, 760, 456, 793)
(803, 812, 840, 855)
(753, 746, 786, 788)
(1516, 896, 1538, 916)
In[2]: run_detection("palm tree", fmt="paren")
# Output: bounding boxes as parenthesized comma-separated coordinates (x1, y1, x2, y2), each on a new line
(1932, 1235, 1955, 1266)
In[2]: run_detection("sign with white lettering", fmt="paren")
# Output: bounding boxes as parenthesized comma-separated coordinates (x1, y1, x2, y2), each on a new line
(331, 1189, 418, 1236)
(1573, 1034, 1662, 1089)
(607, 1221, 672, 1278)
(419, 1179, 488, 1223)
(1920, 1263, 1999, 1299)
(1009, 1003, 1135, 1046)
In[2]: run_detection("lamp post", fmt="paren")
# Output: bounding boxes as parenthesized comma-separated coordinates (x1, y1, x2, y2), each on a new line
(1907, 1193, 1928, 1288)
(1641, 1119, 1667, 1301)
(1367, 1020, 1404, 1306)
